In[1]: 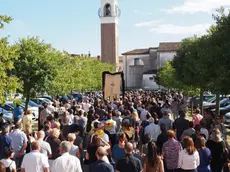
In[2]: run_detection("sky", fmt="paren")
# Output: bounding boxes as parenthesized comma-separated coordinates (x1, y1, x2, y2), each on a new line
(0, 0, 230, 56)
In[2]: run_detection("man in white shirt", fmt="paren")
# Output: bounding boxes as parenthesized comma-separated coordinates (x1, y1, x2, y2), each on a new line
(51, 141, 82, 172)
(144, 117, 161, 142)
(82, 100, 91, 112)
(47, 102, 55, 113)
(37, 131, 52, 157)
(140, 106, 148, 121)
(21, 141, 49, 172)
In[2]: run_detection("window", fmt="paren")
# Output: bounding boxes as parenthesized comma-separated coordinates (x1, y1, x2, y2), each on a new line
(104, 4, 111, 17)
(134, 58, 140, 65)
(149, 77, 153, 80)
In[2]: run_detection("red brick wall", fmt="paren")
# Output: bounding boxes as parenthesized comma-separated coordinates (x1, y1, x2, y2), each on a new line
(101, 23, 118, 65)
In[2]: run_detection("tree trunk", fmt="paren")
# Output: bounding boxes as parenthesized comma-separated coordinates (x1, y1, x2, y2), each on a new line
(199, 89, 204, 115)
(191, 96, 194, 115)
(25, 93, 30, 113)
(216, 93, 220, 116)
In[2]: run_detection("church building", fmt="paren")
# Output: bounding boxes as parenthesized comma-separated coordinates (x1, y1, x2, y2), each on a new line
(122, 42, 181, 90)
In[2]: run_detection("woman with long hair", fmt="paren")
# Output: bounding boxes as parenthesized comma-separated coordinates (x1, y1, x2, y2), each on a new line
(179, 137, 200, 172)
(143, 141, 164, 172)
(85, 134, 110, 165)
(121, 120, 134, 142)
(112, 132, 127, 163)
(46, 128, 61, 160)
(195, 137, 211, 172)
(132, 111, 141, 143)
(206, 128, 228, 172)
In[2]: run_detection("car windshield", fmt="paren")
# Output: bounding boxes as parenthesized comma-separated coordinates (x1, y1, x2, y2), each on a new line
(20, 103, 31, 108)
(29, 101, 39, 107)
(40, 98, 50, 103)
(220, 98, 229, 104)
(0, 107, 8, 113)
(7, 103, 16, 109)
(206, 96, 216, 103)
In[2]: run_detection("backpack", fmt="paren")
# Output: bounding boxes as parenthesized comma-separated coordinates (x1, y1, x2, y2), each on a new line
(5, 161, 13, 172)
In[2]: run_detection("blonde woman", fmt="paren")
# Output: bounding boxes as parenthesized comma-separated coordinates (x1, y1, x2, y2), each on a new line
(68, 133, 81, 158)
(206, 128, 227, 172)
(132, 111, 140, 122)
(46, 128, 61, 160)
(132, 111, 140, 142)
(22, 110, 33, 132)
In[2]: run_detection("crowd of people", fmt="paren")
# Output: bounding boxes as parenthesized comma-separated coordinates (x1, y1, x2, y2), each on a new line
(0, 91, 229, 172)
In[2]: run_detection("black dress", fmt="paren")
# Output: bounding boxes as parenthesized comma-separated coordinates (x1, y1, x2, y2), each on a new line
(206, 139, 227, 172)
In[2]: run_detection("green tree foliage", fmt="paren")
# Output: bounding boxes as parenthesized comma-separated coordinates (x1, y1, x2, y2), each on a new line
(0, 15, 13, 29)
(47, 55, 114, 96)
(12, 37, 58, 110)
(157, 61, 199, 96)
(0, 38, 20, 103)
(169, 8, 230, 115)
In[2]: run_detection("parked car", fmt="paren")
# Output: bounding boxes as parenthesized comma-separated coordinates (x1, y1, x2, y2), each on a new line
(20, 103, 39, 120)
(211, 104, 230, 116)
(203, 97, 230, 110)
(203, 96, 226, 106)
(224, 112, 230, 123)
(31, 98, 51, 106)
(0, 107, 13, 123)
(28, 100, 40, 107)
(71, 92, 82, 102)
(188, 93, 215, 108)
(3, 101, 39, 120)
(37, 95, 54, 102)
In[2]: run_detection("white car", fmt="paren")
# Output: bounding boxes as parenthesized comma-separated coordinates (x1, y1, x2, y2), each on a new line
(20, 103, 39, 120)
(224, 112, 230, 124)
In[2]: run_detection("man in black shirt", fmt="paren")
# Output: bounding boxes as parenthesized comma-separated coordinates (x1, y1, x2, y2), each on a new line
(174, 111, 189, 140)
(156, 123, 168, 154)
(116, 142, 142, 172)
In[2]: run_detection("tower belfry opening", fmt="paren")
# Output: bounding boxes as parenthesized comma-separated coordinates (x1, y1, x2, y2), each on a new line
(104, 4, 111, 16)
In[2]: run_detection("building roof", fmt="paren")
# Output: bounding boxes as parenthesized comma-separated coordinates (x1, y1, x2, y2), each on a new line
(122, 48, 150, 55)
(158, 42, 181, 52)
(143, 69, 158, 75)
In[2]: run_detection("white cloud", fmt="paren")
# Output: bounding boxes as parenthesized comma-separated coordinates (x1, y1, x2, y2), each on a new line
(162, 0, 230, 14)
(133, 10, 139, 13)
(135, 20, 162, 27)
(149, 23, 211, 35)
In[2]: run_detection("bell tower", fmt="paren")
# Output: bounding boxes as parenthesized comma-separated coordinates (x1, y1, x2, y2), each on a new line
(98, 0, 120, 67)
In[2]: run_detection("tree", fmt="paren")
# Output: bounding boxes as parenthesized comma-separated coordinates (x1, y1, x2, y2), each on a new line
(12, 37, 59, 110)
(158, 61, 199, 96)
(205, 8, 230, 115)
(0, 38, 20, 103)
(172, 36, 213, 114)
(47, 55, 114, 96)
(0, 15, 13, 29)
(0, 15, 20, 104)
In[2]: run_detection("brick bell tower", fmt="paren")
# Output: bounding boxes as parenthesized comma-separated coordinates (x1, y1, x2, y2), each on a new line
(98, 0, 121, 67)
